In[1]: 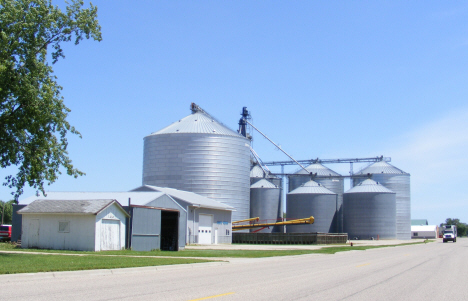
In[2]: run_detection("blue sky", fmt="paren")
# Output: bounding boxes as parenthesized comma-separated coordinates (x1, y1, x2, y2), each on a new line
(2, 1, 468, 225)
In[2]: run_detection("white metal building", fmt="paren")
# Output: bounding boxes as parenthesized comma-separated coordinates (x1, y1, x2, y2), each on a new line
(18, 199, 129, 251)
(411, 225, 438, 239)
(132, 185, 235, 244)
(18, 191, 188, 250)
(17, 188, 234, 248)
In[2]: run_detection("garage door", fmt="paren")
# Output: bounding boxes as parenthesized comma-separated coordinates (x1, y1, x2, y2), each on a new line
(198, 214, 212, 244)
(101, 219, 121, 250)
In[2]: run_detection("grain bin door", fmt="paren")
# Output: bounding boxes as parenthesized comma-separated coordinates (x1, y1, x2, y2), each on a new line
(131, 207, 161, 251)
(198, 214, 213, 244)
(101, 219, 121, 251)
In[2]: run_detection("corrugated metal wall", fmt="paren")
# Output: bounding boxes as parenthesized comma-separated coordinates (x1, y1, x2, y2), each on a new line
(145, 195, 186, 249)
(343, 192, 396, 240)
(131, 207, 161, 251)
(250, 180, 281, 233)
(353, 162, 411, 240)
(286, 194, 338, 233)
(288, 163, 344, 232)
(143, 133, 251, 222)
(11, 204, 26, 242)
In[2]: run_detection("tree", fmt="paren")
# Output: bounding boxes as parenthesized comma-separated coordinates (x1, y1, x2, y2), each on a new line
(0, 0, 102, 200)
(440, 218, 468, 237)
(0, 200, 14, 224)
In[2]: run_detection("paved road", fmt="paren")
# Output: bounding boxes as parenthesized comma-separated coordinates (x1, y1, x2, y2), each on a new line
(3, 239, 467, 300)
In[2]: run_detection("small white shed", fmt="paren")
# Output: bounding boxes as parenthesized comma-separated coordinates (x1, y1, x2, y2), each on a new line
(18, 199, 129, 251)
(411, 225, 438, 239)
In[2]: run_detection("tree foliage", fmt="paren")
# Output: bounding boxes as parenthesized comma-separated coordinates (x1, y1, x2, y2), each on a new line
(0, 0, 102, 199)
(0, 200, 14, 224)
(440, 218, 468, 237)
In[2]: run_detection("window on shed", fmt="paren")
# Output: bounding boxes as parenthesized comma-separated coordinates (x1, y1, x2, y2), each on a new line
(414, 232, 418, 237)
(59, 221, 70, 233)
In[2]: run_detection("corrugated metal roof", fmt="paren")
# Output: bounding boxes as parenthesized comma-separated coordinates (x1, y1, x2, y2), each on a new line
(345, 179, 395, 194)
(148, 112, 243, 137)
(294, 163, 341, 176)
(250, 165, 265, 178)
(250, 179, 278, 189)
(19, 191, 167, 206)
(18, 199, 118, 215)
(411, 219, 429, 226)
(355, 161, 408, 175)
(288, 180, 336, 195)
(250, 165, 277, 179)
(135, 185, 235, 211)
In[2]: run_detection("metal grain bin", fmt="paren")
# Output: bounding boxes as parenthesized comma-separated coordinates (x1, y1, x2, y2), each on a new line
(344, 179, 396, 240)
(286, 180, 338, 233)
(250, 165, 265, 185)
(288, 163, 344, 232)
(250, 165, 282, 187)
(142, 111, 251, 222)
(353, 161, 410, 240)
(250, 179, 281, 233)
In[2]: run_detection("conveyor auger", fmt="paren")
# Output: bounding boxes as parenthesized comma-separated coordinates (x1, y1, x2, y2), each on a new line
(232, 216, 314, 231)
(232, 217, 260, 224)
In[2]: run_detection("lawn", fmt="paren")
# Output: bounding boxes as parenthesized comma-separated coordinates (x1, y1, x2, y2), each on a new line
(0, 253, 214, 275)
(0, 240, 429, 258)
(0, 243, 320, 258)
(0, 240, 430, 275)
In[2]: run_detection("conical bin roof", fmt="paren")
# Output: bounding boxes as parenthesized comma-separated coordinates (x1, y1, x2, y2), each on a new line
(288, 180, 336, 195)
(148, 112, 243, 137)
(345, 179, 395, 194)
(355, 161, 408, 175)
(250, 179, 278, 189)
(294, 162, 341, 176)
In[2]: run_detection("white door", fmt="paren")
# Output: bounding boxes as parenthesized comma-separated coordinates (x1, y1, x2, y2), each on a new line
(100, 219, 121, 250)
(28, 219, 40, 248)
(198, 214, 213, 244)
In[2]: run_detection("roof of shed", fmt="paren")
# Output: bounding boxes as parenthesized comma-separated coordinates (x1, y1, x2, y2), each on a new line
(19, 191, 167, 206)
(17, 199, 128, 216)
(411, 219, 429, 226)
(132, 185, 235, 211)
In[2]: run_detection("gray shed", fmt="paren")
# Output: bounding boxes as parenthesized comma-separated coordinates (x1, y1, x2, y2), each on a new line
(132, 185, 235, 244)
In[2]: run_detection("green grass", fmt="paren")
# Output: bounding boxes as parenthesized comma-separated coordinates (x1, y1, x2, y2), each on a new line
(0, 240, 429, 258)
(0, 245, 319, 258)
(0, 253, 214, 275)
(0, 240, 432, 274)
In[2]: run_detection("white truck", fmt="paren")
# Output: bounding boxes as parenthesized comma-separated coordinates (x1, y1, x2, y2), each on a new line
(443, 225, 457, 243)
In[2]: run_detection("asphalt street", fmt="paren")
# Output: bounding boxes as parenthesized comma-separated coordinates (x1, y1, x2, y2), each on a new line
(2, 239, 467, 301)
